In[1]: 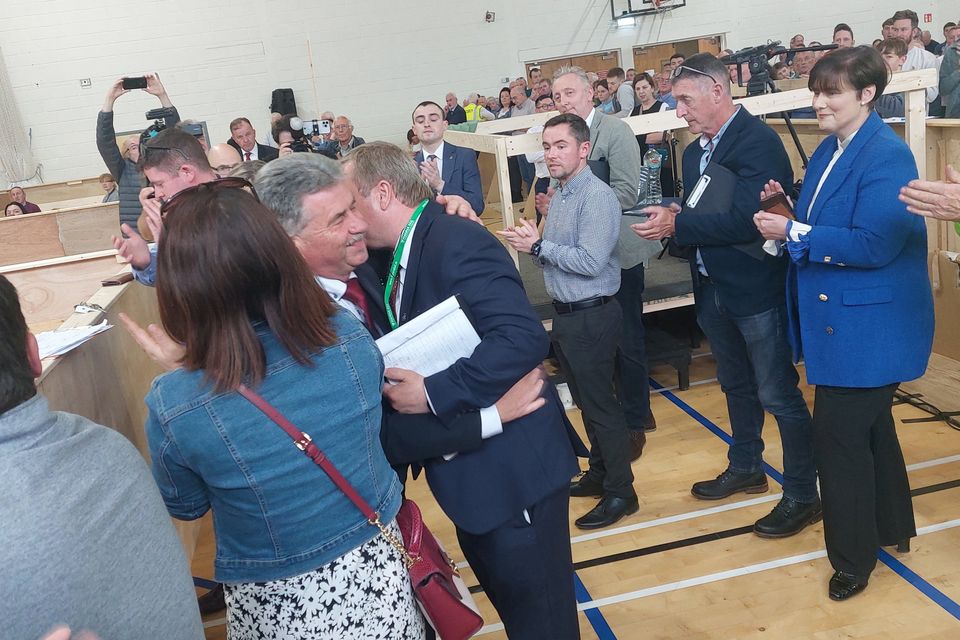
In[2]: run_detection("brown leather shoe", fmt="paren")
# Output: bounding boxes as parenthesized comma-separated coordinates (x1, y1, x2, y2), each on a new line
(629, 430, 646, 462)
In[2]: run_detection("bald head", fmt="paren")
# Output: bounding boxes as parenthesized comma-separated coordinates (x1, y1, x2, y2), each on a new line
(207, 144, 242, 177)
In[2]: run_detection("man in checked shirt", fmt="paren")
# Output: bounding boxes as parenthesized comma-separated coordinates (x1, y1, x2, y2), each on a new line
(499, 112, 637, 531)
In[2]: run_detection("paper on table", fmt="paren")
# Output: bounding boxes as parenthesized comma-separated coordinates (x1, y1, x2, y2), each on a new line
(36, 320, 112, 359)
(375, 296, 480, 377)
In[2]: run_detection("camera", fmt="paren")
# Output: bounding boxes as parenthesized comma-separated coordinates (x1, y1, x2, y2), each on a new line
(301, 119, 332, 137)
(139, 106, 179, 143)
(284, 117, 337, 159)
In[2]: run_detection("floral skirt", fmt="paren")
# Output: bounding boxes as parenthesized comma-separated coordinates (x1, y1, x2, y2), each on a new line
(224, 520, 427, 640)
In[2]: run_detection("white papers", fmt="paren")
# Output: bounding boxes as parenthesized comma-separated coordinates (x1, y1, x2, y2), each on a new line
(375, 296, 479, 377)
(36, 321, 112, 359)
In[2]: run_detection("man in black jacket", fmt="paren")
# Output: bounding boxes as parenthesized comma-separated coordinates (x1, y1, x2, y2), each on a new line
(226, 117, 279, 162)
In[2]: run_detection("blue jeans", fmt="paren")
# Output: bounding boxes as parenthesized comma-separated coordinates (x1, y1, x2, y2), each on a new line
(695, 280, 818, 503)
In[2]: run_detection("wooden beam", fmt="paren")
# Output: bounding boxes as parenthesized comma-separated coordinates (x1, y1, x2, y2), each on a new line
(476, 111, 558, 134)
(442, 130, 501, 154)
(494, 136, 519, 267)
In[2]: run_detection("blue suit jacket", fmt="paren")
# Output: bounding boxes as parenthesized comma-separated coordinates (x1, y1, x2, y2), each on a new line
(674, 107, 794, 316)
(388, 202, 583, 534)
(415, 143, 485, 214)
(787, 112, 933, 387)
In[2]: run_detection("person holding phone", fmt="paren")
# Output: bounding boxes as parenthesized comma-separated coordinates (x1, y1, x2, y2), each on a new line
(753, 46, 933, 601)
(96, 73, 180, 230)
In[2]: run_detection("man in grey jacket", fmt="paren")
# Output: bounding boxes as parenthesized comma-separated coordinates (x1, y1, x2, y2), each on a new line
(96, 73, 180, 230)
(0, 275, 203, 639)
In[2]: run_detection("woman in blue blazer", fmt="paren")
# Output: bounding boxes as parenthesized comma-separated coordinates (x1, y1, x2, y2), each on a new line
(754, 47, 933, 601)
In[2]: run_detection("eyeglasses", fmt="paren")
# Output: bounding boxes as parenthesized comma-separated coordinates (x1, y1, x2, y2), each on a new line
(670, 65, 719, 84)
(159, 177, 258, 218)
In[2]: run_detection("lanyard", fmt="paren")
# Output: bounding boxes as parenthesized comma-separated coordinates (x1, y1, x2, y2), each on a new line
(383, 199, 429, 330)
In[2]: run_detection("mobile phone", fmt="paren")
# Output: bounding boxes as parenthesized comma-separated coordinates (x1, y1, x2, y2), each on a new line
(122, 76, 148, 90)
(760, 192, 795, 220)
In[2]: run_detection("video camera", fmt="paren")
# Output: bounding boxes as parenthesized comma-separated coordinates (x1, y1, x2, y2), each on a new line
(287, 117, 337, 159)
(140, 106, 178, 144)
(720, 40, 837, 96)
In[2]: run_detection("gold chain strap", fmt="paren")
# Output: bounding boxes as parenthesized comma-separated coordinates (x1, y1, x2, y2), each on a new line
(369, 513, 420, 569)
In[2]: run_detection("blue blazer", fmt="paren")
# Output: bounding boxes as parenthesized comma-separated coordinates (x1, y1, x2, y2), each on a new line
(787, 111, 933, 387)
(388, 202, 583, 535)
(415, 143, 485, 214)
(674, 107, 795, 316)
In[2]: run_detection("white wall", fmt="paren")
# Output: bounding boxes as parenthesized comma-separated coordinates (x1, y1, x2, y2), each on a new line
(0, 0, 954, 184)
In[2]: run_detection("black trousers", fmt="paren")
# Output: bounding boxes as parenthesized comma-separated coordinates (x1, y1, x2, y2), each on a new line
(614, 263, 650, 430)
(551, 300, 635, 498)
(813, 384, 916, 578)
(456, 487, 580, 640)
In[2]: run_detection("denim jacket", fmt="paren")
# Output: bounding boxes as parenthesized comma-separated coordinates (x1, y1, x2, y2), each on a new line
(145, 310, 401, 583)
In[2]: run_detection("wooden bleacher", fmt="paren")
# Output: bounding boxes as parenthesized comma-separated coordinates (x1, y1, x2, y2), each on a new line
(0, 201, 120, 267)
(1, 176, 105, 205)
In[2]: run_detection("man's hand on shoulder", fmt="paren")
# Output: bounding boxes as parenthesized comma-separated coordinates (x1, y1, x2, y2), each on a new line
(436, 194, 483, 225)
(112, 224, 151, 270)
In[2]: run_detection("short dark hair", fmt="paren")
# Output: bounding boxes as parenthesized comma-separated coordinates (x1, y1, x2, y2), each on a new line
(607, 67, 625, 81)
(671, 52, 728, 87)
(892, 10, 919, 29)
(140, 128, 211, 176)
(632, 72, 656, 89)
(808, 46, 888, 108)
(945, 21, 957, 30)
(543, 113, 590, 145)
(534, 93, 554, 106)
(834, 23, 854, 37)
(594, 78, 609, 91)
(0, 275, 36, 414)
(229, 117, 252, 132)
(528, 67, 541, 78)
(411, 100, 443, 122)
(878, 37, 908, 57)
(882, 17, 895, 28)
(669, 53, 686, 62)
(5, 202, 26, 216)
(272, 114, 300, 144)
(156, 188, 337, 393)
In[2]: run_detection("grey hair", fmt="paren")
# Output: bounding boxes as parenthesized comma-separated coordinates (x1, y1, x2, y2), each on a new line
(671, 53, 731, 96)
(553, 65, 591, 88)
(253, 153, 343, 236)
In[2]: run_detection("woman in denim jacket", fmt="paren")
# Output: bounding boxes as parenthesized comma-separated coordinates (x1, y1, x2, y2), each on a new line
(143, 186, 425, 639)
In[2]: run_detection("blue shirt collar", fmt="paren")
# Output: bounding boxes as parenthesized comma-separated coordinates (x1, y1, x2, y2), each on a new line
(699, 105, 741, 153)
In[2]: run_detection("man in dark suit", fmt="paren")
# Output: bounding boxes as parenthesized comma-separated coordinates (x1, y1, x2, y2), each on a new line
(227, 117, 279, 162)
(252, 152, 544, 470)
(444, 92, 467, 124)
(350, 142, 584, 639)
(633, 54, 821, 538)
(411, 101, 485, 213)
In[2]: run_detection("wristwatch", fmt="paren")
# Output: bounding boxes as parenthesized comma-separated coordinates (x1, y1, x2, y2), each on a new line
(530, 239, 543, 257)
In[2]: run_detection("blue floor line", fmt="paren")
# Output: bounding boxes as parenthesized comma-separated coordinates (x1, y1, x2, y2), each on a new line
(574, 572, 617, 639)
(649, 377, 960, 620)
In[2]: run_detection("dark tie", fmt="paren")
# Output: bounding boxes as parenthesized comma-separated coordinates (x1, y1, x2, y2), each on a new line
(245, 151, 251, 161)
(428, 154, 437, 162)
(342, 278, 372, 330)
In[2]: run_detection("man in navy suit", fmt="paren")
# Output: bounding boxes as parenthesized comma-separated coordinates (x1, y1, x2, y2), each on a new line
(349, 141, 583, 639)
(412, 101, 485, 214)
(227, 117, 279, 162)
(633, 54, 821, 538)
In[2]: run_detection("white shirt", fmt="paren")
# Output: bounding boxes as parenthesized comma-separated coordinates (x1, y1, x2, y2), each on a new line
(316, 274, 364, 324)
(524, 124, 550, 178)
(420, 140, 445, 182)
(903, 46, 941, 104)
(239, 144, 259, 161)
(390, 216, 503, 446)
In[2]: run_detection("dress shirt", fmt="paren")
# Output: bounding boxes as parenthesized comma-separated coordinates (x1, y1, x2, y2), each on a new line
(695, 106, 742, 275)
(240, 145, 259, 161)
(536, 165, 621, 302)
(387, 219, 502, 441)
(584, 107, 597, 128)
(420, 140, 445, 182)
(316, 274, 365, 324)
(524, 124, 549, 178)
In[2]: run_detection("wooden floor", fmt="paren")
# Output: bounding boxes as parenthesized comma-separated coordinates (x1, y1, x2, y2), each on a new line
(193, 348, 960, 639)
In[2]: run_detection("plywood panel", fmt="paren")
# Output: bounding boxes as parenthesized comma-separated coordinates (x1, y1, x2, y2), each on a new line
(57, 204, 120, 254)
(2, 252, 121, 325)
(0, 213, 65, 265)
(1, 177, 103, 204)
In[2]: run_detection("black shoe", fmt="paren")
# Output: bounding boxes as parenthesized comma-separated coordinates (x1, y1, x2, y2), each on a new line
(569, 473, 604, 498)
(575, 495, 640, 530)
(753, 497, 823, 538)
(642, 411, 658, 433)
(829, 571, 869, 601)
(691, 468, 768, 500)
(197, 582, 226, 614)
(882, 538, 912, 553)
(628, 430, 647, 462)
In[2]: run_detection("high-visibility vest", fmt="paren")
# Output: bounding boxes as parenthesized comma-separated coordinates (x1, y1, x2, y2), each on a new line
(464, 103, 482, 121)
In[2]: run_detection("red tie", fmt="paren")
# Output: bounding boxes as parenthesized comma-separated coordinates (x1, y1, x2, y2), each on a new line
(342, 278, 372, 330)
(245, 151, 252, 161)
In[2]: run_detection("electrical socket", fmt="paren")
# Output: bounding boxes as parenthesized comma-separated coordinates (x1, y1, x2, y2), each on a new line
(500, 76, 510, 83)
(79, 78, 92, 88)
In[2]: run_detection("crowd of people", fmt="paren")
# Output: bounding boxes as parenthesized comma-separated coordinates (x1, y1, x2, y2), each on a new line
(4, 6, 960, 640)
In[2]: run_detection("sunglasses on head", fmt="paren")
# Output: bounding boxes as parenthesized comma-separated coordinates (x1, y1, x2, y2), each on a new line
(159, 177, 258, 217)
(670, 65, 719, 84)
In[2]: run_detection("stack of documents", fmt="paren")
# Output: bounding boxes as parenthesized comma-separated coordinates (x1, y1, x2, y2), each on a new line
(36, 321, 112, 359)
(375, 296, 479, 376)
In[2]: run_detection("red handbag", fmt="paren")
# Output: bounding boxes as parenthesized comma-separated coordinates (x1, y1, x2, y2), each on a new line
(238, 385, 484, 640)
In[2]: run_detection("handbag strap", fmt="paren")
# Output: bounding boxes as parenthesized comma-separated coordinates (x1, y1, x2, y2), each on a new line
(236, 384, 416, 566)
